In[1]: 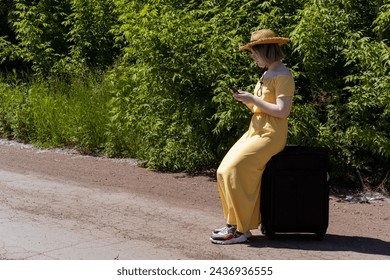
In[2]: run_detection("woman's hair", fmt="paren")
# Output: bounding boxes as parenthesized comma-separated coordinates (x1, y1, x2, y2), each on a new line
(251, 44, 285, 66)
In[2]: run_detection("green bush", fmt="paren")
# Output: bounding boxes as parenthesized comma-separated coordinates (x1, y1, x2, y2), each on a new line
(290, 0, 389, 189)
(0, 73, 113, 153)
(0, 0, 389, 191)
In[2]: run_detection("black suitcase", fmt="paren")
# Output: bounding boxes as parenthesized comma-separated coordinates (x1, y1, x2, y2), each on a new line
(260, 145, 330, 240)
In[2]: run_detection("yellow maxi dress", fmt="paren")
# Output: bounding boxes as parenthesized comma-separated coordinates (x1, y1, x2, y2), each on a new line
(216, 73, 295, 233)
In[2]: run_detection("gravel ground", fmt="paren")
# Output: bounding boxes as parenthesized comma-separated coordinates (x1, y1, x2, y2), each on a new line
(0, 138, 389, 260)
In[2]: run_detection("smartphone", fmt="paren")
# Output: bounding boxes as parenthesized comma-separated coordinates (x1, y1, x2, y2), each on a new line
(230, 87, 240, 95)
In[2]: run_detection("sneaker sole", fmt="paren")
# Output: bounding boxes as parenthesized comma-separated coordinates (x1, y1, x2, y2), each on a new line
(210, 235, 248, 245)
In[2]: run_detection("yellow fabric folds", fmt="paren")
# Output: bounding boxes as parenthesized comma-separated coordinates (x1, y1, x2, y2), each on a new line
(216, 74, 295, 233)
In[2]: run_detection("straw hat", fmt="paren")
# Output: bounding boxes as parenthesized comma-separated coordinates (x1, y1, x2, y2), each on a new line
(239, 29, 289, 51)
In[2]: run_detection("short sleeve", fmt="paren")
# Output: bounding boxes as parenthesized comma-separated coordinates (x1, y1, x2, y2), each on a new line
(275, 75, 295, 98)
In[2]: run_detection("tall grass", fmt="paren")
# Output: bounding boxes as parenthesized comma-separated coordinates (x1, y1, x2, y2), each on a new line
(0, 73, 113, 154)
(0, 71, 217, 172)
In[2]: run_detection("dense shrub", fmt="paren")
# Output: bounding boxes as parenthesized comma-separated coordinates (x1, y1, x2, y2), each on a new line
(0, 0, 388, 190)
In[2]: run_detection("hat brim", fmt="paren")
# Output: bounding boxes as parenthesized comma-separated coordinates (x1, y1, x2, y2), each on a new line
(239, 37, 289, 51)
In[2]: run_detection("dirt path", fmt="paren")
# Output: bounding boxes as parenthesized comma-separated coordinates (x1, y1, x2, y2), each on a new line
(1, 139, 389, 260)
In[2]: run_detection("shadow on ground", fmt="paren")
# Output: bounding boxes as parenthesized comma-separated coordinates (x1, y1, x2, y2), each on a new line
(249, 234, 390, 257)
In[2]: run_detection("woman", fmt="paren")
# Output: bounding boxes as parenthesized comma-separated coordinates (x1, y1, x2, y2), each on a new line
(211, 29, 295, 245)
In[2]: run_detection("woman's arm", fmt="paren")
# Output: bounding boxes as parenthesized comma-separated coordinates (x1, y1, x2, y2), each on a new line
(233, 91, 293, 118)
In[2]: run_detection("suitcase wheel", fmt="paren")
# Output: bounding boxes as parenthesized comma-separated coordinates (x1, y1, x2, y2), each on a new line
(260, 225, 266, 235)
(260, 225, 275, 240)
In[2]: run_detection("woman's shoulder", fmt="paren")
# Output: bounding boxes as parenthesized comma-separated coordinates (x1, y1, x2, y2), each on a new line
(262, 71, 294, 87)
(262, 68, 294, 92)
(263, 67, 293, 80)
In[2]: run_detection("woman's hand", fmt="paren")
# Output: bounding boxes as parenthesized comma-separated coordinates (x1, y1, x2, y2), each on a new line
(232, 90, 255, 105)
(233, 90, 293, 118)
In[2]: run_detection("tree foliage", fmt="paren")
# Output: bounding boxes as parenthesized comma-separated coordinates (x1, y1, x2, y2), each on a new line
(0, 0, 389, 190)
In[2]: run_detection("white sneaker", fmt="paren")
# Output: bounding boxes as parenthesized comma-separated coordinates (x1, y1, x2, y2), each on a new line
(212, 224, 232, 234)
(212, 225, 252, 239)
(210, 227, 248, 245)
